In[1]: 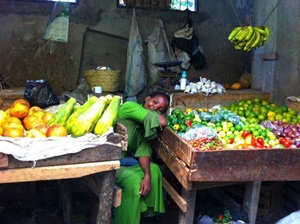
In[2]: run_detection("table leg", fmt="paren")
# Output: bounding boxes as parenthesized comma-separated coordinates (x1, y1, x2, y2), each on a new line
(243, 181, 262, 224)
(96, 170, 116, 224)
(178, 188, 197, 224)
(58, 179, 73, 224)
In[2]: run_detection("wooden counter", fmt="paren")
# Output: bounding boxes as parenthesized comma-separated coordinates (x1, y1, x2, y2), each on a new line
(153, 127, 300, 224)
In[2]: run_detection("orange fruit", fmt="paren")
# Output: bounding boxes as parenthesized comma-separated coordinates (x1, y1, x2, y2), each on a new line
(4, 127, 24, 138)
(33, 110, 45, 120)
(9, 102, 29, 119)
(34, 124, 49, 135)
(3, 122, 25, 133)
(0, 126, 4, 136)
(6, 117, 22, 125)
(41, 112, 54, 124)
(23, 115, 45, 130)
(26, 128, 47, 138)
(28, 106, 43, 116)
(12, 99, 30, 108)
(46, 124, 68, 137)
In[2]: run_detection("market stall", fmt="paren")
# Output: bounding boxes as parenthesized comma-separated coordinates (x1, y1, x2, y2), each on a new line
(0, 91, 126, 224)
(0, 125, 124, 224)
(152, 91, 300, 224)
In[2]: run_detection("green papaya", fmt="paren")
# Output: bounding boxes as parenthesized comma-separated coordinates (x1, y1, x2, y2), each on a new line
(65, 96, 98, 133)
(70, 96, 108, 137)
(47, 97, 77, 126)
(93, 95, 122, 136)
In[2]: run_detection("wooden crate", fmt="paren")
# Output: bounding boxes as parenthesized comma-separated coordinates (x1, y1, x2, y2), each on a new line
(156, 127, 300, 185)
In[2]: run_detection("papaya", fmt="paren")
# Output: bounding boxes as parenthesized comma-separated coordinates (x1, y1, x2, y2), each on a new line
(69, 96, 108, 137)
(93, 95, 122, 135)
(47, 97, 77, 126)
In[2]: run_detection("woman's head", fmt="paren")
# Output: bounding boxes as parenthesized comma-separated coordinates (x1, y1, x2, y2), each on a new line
(143, 91, 170, 114)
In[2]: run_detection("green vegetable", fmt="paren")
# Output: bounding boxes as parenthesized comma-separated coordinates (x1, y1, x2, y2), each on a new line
(47, 97, 77, 126)
(70, 96, 108, 137)
(93, 95, 122, 135)
(65, 96, 98, 133)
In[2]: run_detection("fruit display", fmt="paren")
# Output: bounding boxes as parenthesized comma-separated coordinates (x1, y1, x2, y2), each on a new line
(0, 95, 122, 139)
(228, 25, 270, 51)
(167, 98, 300, 150)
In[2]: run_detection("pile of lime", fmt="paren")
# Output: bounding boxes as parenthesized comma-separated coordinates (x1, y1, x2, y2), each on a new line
(225, 98, 300, 125)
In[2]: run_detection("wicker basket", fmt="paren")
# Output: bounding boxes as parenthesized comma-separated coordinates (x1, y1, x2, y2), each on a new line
(83, 69, 121, 92)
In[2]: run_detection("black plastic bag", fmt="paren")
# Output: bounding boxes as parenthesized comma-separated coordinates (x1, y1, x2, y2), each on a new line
(24, 79, 60, 108)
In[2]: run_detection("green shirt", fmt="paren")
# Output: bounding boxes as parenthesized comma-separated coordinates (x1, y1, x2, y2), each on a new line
(118, 101, 161, 158)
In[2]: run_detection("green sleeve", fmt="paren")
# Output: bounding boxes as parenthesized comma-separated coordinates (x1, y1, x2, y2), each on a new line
(118, 101, 149, 123)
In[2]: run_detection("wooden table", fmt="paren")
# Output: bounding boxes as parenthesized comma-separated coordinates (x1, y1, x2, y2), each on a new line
(0, 131, 123, 224)
(152, 127, 300, 224)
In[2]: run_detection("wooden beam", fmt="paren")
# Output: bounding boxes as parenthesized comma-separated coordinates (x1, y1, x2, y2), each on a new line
(0, 161, 120, 183)
(162, 177, 187, 212)
(0, 153, 8, 168)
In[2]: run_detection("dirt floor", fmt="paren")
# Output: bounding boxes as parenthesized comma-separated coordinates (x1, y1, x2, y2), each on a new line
(0, 178, 295, 224)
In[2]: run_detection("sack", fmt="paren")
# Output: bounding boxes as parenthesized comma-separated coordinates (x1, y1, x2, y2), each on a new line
(24, 79, 60, 108)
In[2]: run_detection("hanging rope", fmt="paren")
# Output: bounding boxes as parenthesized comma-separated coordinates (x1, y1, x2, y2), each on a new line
(228, 0, 242, 27)
(262, 0, 283, 25)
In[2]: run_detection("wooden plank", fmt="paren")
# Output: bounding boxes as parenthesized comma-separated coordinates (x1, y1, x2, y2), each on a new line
(0, 153, 8, 168)
(162, 177, 187, 212)
(178, 188, 197, 224)
(152, 138, 192, 190)
(0, 161, 120, 183)
(243, 181, 261, 224)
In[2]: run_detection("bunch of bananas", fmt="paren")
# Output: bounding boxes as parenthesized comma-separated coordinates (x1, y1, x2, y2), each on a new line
(228, 26, 270, 51)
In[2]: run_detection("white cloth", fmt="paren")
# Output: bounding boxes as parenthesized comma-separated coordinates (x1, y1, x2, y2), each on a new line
(0, 128, 115, 162)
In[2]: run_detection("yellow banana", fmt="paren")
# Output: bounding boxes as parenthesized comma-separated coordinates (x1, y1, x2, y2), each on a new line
(245, 26, 254, 41)
(228, 26, 242, 41)
(236, 27, 250, 41)
(251, 30, 261, 48)
(234, 45, 243, 50)
(263, 26, 270, 41)
(244, 31, 256, 51)
(254, 26, 266, 35)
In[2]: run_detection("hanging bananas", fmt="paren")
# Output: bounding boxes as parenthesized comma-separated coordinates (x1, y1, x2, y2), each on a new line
(228, 25, 270, 51)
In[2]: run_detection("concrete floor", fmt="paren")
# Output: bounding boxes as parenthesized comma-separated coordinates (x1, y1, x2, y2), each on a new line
(0, 179, 294, 224)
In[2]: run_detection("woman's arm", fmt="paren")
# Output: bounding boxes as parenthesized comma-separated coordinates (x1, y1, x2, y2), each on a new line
(138, 156, 151, 196)
(159, 114, 167, 127)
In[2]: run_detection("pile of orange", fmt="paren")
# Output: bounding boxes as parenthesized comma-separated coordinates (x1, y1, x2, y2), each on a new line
(0, 98, 66, 138)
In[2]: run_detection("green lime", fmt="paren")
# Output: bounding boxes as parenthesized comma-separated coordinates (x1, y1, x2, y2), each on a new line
(235, 124, 242, 131)
(280, 105, 288, 112)
(253, 98, 261, 104)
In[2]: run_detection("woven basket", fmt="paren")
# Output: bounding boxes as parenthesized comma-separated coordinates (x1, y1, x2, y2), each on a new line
(83, 69, 121, 92)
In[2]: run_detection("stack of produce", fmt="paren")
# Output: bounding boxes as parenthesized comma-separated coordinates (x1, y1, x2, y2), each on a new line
(167, 97, 300, 150)
(0, 95, 122, 138)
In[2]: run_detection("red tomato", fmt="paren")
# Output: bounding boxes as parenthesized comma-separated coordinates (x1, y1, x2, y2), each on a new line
(227, 138, 234, 144)
(279, 137, 287, 145)
(242, 130, 250, 138)
(256, 137, 265, 148)
(283, 140, 291, 148)
(185, 120, 192, 127)
(218, 214, 224, 220)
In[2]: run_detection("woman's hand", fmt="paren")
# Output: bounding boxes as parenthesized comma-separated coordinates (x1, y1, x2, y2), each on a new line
(140, 174, 151, 196)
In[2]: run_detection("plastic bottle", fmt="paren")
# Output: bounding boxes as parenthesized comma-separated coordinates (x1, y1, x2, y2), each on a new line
(180, 71, 187, 90)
